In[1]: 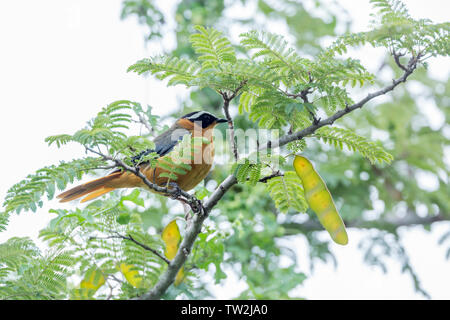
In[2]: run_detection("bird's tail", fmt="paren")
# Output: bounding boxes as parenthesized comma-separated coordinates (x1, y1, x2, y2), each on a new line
(57, 171, 123, 203)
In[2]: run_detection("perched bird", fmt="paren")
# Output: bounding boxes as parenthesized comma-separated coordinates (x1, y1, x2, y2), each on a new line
(57, 111, 227, 203)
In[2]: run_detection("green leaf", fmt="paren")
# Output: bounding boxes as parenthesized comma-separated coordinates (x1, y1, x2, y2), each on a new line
(266, 172, 308, 213)
(190, 25, 236, 69)
(120, 189, 145, 207)
(117, 213, 132, 225)
(313, 127, 394, 164)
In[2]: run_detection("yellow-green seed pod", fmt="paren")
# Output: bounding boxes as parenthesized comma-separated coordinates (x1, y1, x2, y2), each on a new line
(162, 219, 185, 286)
(293, 155, 348, 245)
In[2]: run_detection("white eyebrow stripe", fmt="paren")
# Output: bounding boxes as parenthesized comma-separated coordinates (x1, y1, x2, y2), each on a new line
(188, 111, 213, 120)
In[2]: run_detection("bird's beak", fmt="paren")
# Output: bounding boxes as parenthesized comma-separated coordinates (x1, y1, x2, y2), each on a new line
(216, 118, 228, 123)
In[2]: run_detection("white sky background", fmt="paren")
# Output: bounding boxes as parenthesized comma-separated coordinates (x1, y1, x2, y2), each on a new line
(0, 0, 449, 299)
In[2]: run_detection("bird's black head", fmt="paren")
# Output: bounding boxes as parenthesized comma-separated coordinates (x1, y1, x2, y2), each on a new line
(181, 111, 227, 128)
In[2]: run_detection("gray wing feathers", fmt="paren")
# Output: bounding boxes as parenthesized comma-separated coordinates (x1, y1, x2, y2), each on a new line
(131, 126, 191, 164)
(153, 127, 191, 156)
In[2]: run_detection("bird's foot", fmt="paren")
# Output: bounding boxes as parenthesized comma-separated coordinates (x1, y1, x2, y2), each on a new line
(183, 202, 193, 224)
(167, 182, 182, 200)
(167, 182, 205, 217)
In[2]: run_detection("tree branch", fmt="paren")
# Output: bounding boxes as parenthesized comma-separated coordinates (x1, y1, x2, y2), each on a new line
(137, 54, 422, 299)
(393, 50, 408, 72)
(264, 54, 421, 150)
(137, 174, 237, 299)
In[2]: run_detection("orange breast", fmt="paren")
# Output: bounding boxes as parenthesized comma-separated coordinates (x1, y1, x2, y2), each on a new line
(140, 123, 216, 192)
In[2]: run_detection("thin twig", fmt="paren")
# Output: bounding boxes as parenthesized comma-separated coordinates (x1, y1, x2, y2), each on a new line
(109, 274, 124, 284)
(77, 165, 117, 172)
(116, 232, 170, 265)
(222, 96, 239, 161)
(136, 112, 154, 135)
(258, 171, 284, 183)
(221, 80, 247, 162)
(89, 233, 170, 265)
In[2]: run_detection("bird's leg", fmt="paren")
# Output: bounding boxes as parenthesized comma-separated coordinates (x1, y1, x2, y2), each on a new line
(168, 181, 191, 218)
(167, 182, 194, 223)
(183, 202, 193, 225)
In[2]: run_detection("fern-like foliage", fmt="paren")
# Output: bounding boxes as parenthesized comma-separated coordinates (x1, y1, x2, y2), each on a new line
(3, 157, 106, 214)
(313, 127, 394, 164)
(125, 8, 448, 140)
(127, 56, 201, 86)
(46, 100, 155, 158)
(322, 0, 449, 61)
(0, 212, 9, 232)
(320, 32, 369, 59)
(46, 100, 160, 171)
(0, 237, 39, 270)
(190, 25, 236, 69)
(48, 100, 133, 147)
(240, 30, 310, 84)
(1, 0, 448, 300)
(313, 58, 374, 88)
(233, 151, 286, 187)
(233, 159, 263, 186)
(0, 237, 75, 299)
(241, 30, 374, 87)
(214, 59, 281, 91)
(36, 191, 168, 299)
(266, 172, 308, 213)
(249, 90, 294, 129)
(235, 30, 375, 132)
(316, 85, 354, 114)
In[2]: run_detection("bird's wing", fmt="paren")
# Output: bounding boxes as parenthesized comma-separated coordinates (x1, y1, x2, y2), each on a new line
(154, 127, 191, 156)
(131, 127, 191, 164)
